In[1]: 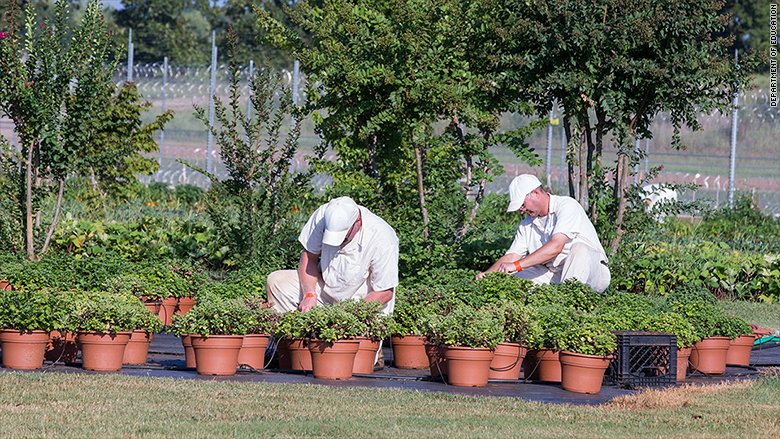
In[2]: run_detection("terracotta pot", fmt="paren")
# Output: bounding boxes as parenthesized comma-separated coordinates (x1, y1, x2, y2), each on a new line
(45, 330, 79, 363)
(391, 335, 428, 369)
(237, 334, 271, 370)
(689, 336, 731, 374)
(352, 337, 381, 375)
(77, 331, 132, 371)
(442, 346, 495, 387)
(489, 342, 526, 380)
(308, 339, 361, 380)
(177, 296, 196, 315)
(277, 338, 312, 371)
(0, 329, 49, 369)
(157, 298, 179, 326)
(677, 346, 692, 381)
(123, 330, 153, 365)
(726, 334, 756, 366)
(425, 343, 448, 377)
(181, 334, 196, 368)
(559, 351, 613, 394)
(523, 348, 561, 382)
(191, 334, 244, 376)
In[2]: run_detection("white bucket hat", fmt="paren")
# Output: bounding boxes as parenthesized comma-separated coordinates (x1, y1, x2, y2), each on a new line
(322, 197, 360, 246)
(507, 174, 542, 212)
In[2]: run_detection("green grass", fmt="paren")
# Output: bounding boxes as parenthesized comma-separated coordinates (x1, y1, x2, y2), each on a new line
(0, 371, 778, 438)
(719, 301, 780, 333)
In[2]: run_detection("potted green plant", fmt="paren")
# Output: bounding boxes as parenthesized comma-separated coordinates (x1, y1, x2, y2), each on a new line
(557, 314, 617, 394)
(724, 316, 755, 366)
(273, 310, 314, 371)
(522, 304, 576, 382)
(122, 303, 164, 365)
(486, 300, 532, 380)
(638, 311, 700, 381)
(337, 299, 394, 374)
(673, 301, 741, 374)
(0, 288, 68, 369)
(173, 293, 251, 376)
(304, 301, 367, 380)
(423, 304, 503, 387)
(68, 291, 145, 371)
(237, 294, 280, 370)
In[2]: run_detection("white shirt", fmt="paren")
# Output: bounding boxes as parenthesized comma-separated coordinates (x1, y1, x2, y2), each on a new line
(298, 205, 399, 302)
(506, 195, 607, 272)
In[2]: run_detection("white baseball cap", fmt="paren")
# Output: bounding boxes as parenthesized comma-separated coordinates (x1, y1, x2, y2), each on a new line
(322, 197, 360, 247)
(507, 174, 542, 212)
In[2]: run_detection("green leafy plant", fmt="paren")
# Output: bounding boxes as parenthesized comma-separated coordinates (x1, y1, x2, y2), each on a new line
(525, 280, 600, 312)
(423, 304, 503, 349)
(336, 299, 394, 341)
(638, 312, 700, 349)
(273, 310, 311, 340)
(486, 300, 533, 344)
(171, 295, 250, 337)
(523, 305, 578, 351)
(243, 295, 280, 335)
(672, 302, 744, 340)
(0, 288, 70, 332)
(593, 292, 657, 331)
(300, 302, 366, 343)
(67, 291, 144, 334)
(556, 314, 617, 357)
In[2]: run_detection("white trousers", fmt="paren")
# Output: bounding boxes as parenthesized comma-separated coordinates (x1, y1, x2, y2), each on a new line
(265, 269, 385, 364)
(512, 242, 611, 292)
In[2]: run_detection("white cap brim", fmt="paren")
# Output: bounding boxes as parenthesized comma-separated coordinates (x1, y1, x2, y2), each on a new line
(322, 229, 349, 247)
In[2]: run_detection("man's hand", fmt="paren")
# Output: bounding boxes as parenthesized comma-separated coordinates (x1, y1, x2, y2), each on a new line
(299, 294, 317, 312)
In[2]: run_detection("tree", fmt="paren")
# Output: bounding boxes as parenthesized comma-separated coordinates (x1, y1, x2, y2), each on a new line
(506, 0, 764, 252)
(256, 0, 541, 270)
(74, 82, 174, 204)
(0, 0, 118, 258)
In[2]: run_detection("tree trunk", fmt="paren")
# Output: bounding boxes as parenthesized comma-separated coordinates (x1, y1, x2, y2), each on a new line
(413, 141, 429, 240)
(41, 179, 65, 256)
(578, 129, 588, 210)
(25, 144, 35, 258)
(609, 153, 630, 255)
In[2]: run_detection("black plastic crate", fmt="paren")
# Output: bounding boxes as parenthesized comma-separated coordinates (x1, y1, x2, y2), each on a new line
(603, 331, 677, 389)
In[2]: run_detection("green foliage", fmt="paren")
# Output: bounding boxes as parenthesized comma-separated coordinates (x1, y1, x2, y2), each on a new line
(485, 300, 533, 344)
(556, 314, 617, 357)
(672, 302, 743, 340)
(524, 305, 578, 351)
(3, 252, 132, 292)
(525, 280, 600, 312)
(337, 299, 394, 341)
(0, 0, 118, 257)
(71, 82, 173, 207)
(170, 295, 251, 337)
(459, 272, 535, 308)
(187, 28, 313, 269)
(0, 288, 70, 332)
(638, 312, 700, 348)
(67, 291, 146, 333)
(132, 303, 163, 334)
(302, 301, 367, 342)
(273, 310, 311, 340)
(243, 295, 280, 335)
(423, 304, 504, 349)
(593, 292, 657, 331)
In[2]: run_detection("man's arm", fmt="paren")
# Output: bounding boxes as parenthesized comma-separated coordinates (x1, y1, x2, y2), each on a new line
(476, 233, 568, 279)
(298, 250, 320, 312)
(364, 289, 393, 305)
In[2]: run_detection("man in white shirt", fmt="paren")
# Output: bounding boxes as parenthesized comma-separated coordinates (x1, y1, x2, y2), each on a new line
(266, 196, 399, 314)
(476, 174, 611, 292)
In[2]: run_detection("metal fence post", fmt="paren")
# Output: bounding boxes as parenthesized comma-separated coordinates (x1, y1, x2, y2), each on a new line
(207, 31, 217, 177)
(729, 49, 739, 208)
(127, 28, 133, 83)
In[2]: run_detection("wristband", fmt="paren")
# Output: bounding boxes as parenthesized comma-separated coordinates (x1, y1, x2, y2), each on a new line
(513, 260, 523, 272)
(304, 292, 316, 299)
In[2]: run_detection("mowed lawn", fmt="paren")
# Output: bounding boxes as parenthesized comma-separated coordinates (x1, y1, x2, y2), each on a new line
(1, 370, 779, 439)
